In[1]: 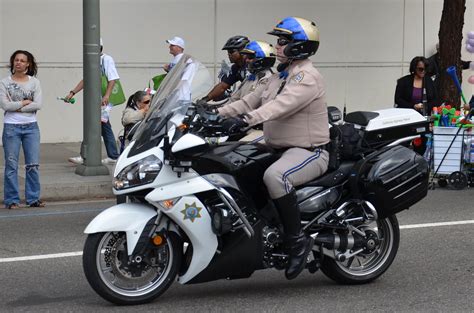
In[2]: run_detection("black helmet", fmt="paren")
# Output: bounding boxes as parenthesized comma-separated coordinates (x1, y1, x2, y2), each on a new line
(222, 35, 250, 51)
(240, 41, 276, 73)
(268, 17, 320, 60)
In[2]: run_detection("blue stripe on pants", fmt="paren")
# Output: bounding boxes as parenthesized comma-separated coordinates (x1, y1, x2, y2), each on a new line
(281, 149, 321, 193)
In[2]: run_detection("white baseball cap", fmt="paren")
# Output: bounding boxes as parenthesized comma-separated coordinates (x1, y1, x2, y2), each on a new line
(166, 36, 185, 49)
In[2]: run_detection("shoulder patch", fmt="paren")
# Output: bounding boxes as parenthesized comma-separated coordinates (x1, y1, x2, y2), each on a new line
(292, 71, 304, 83)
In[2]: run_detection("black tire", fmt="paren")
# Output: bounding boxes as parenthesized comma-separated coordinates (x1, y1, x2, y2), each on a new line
(438, 178, 448, 188)
(320, 215, 400, 285)
(83, 231, 182, 305)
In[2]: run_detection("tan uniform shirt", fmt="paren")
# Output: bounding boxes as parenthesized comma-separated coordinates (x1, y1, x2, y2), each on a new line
(219, 59, 330, 149)
(228, 70, 273, 102)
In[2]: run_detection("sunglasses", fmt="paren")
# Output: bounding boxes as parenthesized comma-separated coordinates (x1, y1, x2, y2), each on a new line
(416, 67, 425, 72)
(227, 49, 239, 54)
(142, 99, 151, 104)
(277, 37, 291, 46)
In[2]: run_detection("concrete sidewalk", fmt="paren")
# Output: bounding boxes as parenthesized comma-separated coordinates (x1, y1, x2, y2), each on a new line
(0, 143, 115, 204)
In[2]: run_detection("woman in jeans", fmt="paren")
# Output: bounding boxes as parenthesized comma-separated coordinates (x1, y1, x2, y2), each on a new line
(0, 50, 44, 209)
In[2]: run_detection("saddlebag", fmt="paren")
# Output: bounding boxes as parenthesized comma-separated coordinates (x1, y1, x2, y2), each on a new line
(350, 145, 429, 218)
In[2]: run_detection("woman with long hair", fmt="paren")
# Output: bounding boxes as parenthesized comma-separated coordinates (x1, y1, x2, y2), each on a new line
(119, 90, 151, 152)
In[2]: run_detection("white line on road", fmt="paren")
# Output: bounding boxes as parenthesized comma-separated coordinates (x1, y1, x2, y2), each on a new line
(0, 251, 83, 263)
(0, 220, 473, 263)
(399, 219, 474, 229)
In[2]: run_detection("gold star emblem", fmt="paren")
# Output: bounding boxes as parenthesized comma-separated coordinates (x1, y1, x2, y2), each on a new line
(181, 202, 202, 222)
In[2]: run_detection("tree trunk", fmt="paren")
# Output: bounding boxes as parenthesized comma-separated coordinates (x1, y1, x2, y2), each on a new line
(438, 0, 466, 108)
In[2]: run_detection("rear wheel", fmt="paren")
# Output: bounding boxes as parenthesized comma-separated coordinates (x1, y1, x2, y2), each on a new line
(321, 215, 400, 284)
(83, 231, 181, 305)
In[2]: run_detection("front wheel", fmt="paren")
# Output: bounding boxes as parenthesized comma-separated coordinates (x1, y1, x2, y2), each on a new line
(83, 231, 182, 305)
(320, 215, 400, 284)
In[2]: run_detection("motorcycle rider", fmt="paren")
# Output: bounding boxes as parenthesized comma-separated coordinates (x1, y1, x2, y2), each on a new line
(218, 17, 330, 280)
(202, 35, 249, 101)
(228, 40, 276, 102)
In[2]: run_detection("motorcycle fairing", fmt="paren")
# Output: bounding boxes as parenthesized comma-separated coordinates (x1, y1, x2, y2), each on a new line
(145, 175, 215, 201)
(84, 203, 158, 255)
(153, 196, 218, 284)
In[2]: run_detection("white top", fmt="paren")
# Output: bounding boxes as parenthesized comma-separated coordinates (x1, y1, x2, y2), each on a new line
(100, 53, 120, 121)
(0, 76, 42, 124)
(170, 53, 184, 69)
(177, 58, 197, 101)
(101, 53, 120, 82)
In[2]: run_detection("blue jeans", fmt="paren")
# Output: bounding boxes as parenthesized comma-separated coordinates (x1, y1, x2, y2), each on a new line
(2, 122, 41, 205)
(101, 120, 119, 159)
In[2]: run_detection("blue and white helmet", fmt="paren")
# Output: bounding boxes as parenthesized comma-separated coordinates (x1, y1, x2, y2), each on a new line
(268, 17, 320, 59)
(240, 41, 276, 73)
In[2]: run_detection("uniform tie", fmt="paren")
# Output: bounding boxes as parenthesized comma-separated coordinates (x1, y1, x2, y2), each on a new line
(277, 62, 290, 79)
(279, 71, 289, 79)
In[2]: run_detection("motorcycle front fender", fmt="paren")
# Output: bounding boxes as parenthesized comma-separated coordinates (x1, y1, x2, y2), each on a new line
(84, 203, 157, 255)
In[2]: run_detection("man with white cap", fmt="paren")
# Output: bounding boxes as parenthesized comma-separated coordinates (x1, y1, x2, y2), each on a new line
(164, 36, 185, 73)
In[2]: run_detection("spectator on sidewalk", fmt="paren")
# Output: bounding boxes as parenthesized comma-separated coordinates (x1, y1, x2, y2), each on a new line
(119, 90, 151, 152)
(395, 56, 438, 115)
(65, 38, 120, 165)
(163, 36, 185, 73)
(395, 56, 439, 155)
(426, 43, 471, 96)
(0, 50, 45, 209)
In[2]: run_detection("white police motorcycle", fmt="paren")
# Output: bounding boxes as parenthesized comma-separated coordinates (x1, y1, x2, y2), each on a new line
(82, 55, 430, 305)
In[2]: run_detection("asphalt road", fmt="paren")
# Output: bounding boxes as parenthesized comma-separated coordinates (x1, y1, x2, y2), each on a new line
(0, 189, 473, 313)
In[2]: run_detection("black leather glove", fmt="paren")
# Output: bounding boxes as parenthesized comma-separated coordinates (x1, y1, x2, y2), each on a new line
(195, 99, 209, 110)
(221, 117, 248, 134)
(196, 99, 220, 114)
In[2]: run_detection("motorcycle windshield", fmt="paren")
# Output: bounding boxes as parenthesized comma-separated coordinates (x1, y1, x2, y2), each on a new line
(129, 54, 212, 157)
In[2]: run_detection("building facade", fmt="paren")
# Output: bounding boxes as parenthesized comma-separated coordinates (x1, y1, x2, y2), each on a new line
(0, 0, 473, 142)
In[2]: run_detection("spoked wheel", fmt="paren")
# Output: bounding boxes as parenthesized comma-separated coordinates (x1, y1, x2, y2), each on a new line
(83, 231, 182, 305)
(448, 171, 468, 190)
(321, 215, 400, 284)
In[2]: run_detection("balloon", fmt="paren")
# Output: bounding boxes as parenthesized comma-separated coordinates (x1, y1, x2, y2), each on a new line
(470, 62, 474, 70)
(468, 31, 474, 39)
(467, 38, 474, 46)
(468, 75, 474, 84)
(447, 66, 462, 92)
(466, 44, 474, 53)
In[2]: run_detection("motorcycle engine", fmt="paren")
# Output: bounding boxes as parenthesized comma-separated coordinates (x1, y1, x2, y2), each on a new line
(261, 226, 286, 269)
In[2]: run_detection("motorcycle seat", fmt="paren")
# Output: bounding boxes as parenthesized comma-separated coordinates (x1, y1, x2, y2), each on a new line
(299, 161, 354, 188)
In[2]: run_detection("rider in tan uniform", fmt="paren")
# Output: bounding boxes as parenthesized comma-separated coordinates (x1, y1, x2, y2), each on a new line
(219, 17, 330, 280)
(228, 40, 275, 102)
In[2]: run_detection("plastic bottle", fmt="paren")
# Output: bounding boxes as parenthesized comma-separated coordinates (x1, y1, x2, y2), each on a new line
(423, 134, 432, 162)
(101, 109, 108, 123)
(57, 97, 76, 104)
(441, 114, 449, 127)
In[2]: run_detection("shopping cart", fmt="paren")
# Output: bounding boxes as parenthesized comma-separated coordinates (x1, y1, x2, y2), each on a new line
(429, 125, 474, 189)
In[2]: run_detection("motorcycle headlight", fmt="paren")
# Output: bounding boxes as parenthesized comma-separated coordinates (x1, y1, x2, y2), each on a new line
(113, 155, 162, 190)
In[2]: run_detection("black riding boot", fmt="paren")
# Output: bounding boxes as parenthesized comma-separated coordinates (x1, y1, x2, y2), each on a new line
(273, 191, 314, 280)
